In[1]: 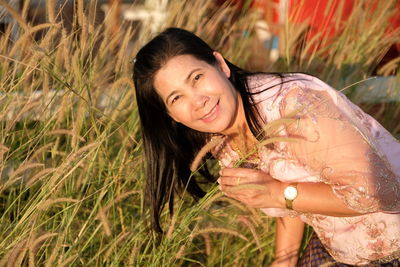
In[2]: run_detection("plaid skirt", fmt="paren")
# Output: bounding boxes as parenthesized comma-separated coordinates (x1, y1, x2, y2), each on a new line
(297, 234, 400, 267)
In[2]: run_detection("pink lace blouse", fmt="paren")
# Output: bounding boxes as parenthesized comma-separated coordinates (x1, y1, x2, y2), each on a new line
(213, 73, 400, 265)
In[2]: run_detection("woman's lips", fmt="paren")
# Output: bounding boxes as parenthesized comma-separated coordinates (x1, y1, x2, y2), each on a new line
(201, 100, 220, 123)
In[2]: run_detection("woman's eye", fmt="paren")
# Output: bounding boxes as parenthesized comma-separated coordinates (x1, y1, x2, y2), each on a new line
(194, 74, 202, 81)
(171, 95, 180, 104)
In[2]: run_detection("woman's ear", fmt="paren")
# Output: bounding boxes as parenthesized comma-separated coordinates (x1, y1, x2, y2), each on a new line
(213, 51, 231, 78)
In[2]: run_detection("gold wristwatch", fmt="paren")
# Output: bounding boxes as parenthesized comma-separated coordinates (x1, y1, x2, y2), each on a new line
(283, 183, 298, 210)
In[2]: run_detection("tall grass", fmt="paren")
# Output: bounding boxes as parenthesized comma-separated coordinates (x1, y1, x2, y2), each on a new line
(0, 0, 398, 266)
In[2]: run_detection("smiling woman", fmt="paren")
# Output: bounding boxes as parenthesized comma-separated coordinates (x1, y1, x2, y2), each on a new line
(153, 53, 243, 135)
(132, 28, 400, 266)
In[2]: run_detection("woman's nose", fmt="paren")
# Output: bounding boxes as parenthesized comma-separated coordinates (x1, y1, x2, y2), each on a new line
(192, 94, 209, 109)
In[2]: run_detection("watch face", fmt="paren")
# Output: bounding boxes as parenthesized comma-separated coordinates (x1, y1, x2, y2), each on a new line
(284, 186, 298, 200)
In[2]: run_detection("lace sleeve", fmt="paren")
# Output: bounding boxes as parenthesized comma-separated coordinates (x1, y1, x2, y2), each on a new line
(279, 81, 400, 214)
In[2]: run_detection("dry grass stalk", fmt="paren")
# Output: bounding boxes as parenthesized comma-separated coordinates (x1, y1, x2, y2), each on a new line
(97, 209, 112, 237)
(0, 238, 28, 267)
(9, 163, 44, 180)
(57, 254, 78, 267)
(103, 190, 140, 213)
(115, 27, 133, 73)
(0, 0, 29, 31)
(175, 231, 195, 259)
(76, 0, 84, 27)
(201, 191, 224, 211)
(67, 142, 99, 161)
(111, 77, 135, 93)
(26, 168, 56, 187)
(9, 23, 56, 58)
(127, 243, 139, 266)
(193, 227, 249, 242)
(238, 215, 261, 251)
(46, 129, 86, 142)
(219, 196, 264, 226)
(0, 144, 9, 154)
(46, 0, 56, 23)
(28, 233, 58, 266)
(44, 236, 63, 267)
(6, 100, 41, 131)
(13, 246, 28, 267)
(201, 233, 211, 256)
(166, 211, 178, 239)
(117, 206, 125, 233)
(27, 142, 55, 162)
(37, 198, 79, 211)
(190, 136, 224, 172)
(103, 231, 131, 259)
(262, 118, 298, 137)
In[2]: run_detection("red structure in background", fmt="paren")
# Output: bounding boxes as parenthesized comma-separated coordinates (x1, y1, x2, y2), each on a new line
(218, 0, 400, 71)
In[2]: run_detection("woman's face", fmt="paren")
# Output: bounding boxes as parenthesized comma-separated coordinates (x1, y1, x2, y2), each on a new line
(154, 52, 245, 135)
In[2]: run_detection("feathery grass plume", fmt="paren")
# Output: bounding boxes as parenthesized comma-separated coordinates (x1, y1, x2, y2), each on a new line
(28, 233, 58, 266)
(44, 235, 63, 267)
(238, 215, 261, 251)
(9, 24, 56, 58)
(97, 208, 112, 237)
(175, 224, 199, 259)
(27, 142, 55, 162)
(114, 26, 134, 74)
(57, 254, 78, 267)
(194, 227, 249, 242)
(379, 57, 400, 76)
(166, 211, 178, 239)
(219, 196, 264, 226)
(103, 231, 131, 260)
(199, 191, 224, 211)
(46, 129, 86, 142)
(127, 242, 140, 266)
(190, 135, 224, 172)
(2, 163, 45, 190)
(262, 118, 298, 137)
(14, 246, 28, 267)
(103, 190, 140, 213)
(0, 238, 28, 267)
(201, 233, 212, 255)
(0, 0, 29, 32)
(0, 144, 9, 157)
(37, 198, 79, 211)
(46, 0, 56, 23)
(5, 100, 40, 131)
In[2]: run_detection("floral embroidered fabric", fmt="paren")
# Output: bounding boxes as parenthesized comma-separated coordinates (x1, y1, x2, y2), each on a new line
(212, 73, 400, 265)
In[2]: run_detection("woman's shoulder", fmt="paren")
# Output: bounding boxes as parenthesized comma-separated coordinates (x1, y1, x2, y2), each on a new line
(247, 73, 336, 100)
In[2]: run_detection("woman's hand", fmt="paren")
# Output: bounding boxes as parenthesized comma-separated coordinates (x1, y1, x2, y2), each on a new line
(218, 167, 282, 208)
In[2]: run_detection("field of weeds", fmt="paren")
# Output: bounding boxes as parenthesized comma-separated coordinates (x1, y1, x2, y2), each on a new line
(0, 0, 398, 266)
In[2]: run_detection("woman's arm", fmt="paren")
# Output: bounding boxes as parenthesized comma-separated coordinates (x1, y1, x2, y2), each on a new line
(219, 168, 361, 216)
(270, 216, 304, 267)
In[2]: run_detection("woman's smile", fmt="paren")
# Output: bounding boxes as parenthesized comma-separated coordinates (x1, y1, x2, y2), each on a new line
(200, 100, 220, 123)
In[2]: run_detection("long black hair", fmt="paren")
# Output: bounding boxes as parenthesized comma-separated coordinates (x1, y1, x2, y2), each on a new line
(133, 28, 282, 233)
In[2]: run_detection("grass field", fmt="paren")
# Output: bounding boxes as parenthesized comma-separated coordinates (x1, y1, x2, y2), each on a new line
(0, 0, 399, 266)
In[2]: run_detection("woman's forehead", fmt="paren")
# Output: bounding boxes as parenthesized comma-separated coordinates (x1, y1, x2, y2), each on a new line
(155, 55, 210, 88)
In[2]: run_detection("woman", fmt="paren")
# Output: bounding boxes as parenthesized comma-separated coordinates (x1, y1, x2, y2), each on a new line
(133, 28, 400, 266)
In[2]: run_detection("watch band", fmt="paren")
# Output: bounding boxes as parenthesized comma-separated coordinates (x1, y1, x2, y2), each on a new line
(285, 197, 294, 210)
